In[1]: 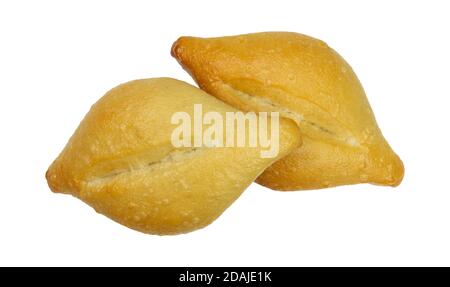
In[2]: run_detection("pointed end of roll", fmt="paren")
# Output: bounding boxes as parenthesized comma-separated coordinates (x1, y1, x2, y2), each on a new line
(171, 36, 197, 62)
(45, 163, 60, 193)
(383, 153, 405, 187)
(366, 144, 405, 188)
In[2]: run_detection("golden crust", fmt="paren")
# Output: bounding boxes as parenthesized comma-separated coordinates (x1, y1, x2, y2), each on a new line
(172, 32, 404, 190)
(46, 78, 301, 234)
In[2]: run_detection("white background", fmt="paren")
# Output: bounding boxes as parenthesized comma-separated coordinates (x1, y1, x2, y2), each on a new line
(1, 0, 449, 267)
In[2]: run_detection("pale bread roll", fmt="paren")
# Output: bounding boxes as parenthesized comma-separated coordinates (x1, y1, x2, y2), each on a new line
(172, 32, 404, 190)
(46, 78, 301, 234)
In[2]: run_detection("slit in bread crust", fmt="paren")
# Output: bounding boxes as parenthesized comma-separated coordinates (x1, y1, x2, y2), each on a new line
(85, 147, 204, 185)
(220, 82, 360, 147)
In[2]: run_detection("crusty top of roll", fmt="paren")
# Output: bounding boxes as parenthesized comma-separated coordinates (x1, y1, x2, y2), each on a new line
(172, 32, 404, 190)
(46, 78, 301, 234)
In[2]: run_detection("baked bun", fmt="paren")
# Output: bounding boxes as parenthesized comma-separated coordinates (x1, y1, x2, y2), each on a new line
(46, 78, 301, 234)
(172, 32, 404, 190)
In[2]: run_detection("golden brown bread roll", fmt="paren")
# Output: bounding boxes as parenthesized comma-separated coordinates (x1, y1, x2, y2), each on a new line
(172, 32, 404, 190)
(46, 78, 301, 235)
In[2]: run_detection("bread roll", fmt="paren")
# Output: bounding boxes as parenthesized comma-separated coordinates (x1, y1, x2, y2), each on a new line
(46, 78, 301, 234)
(172, 32, 404, 190)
